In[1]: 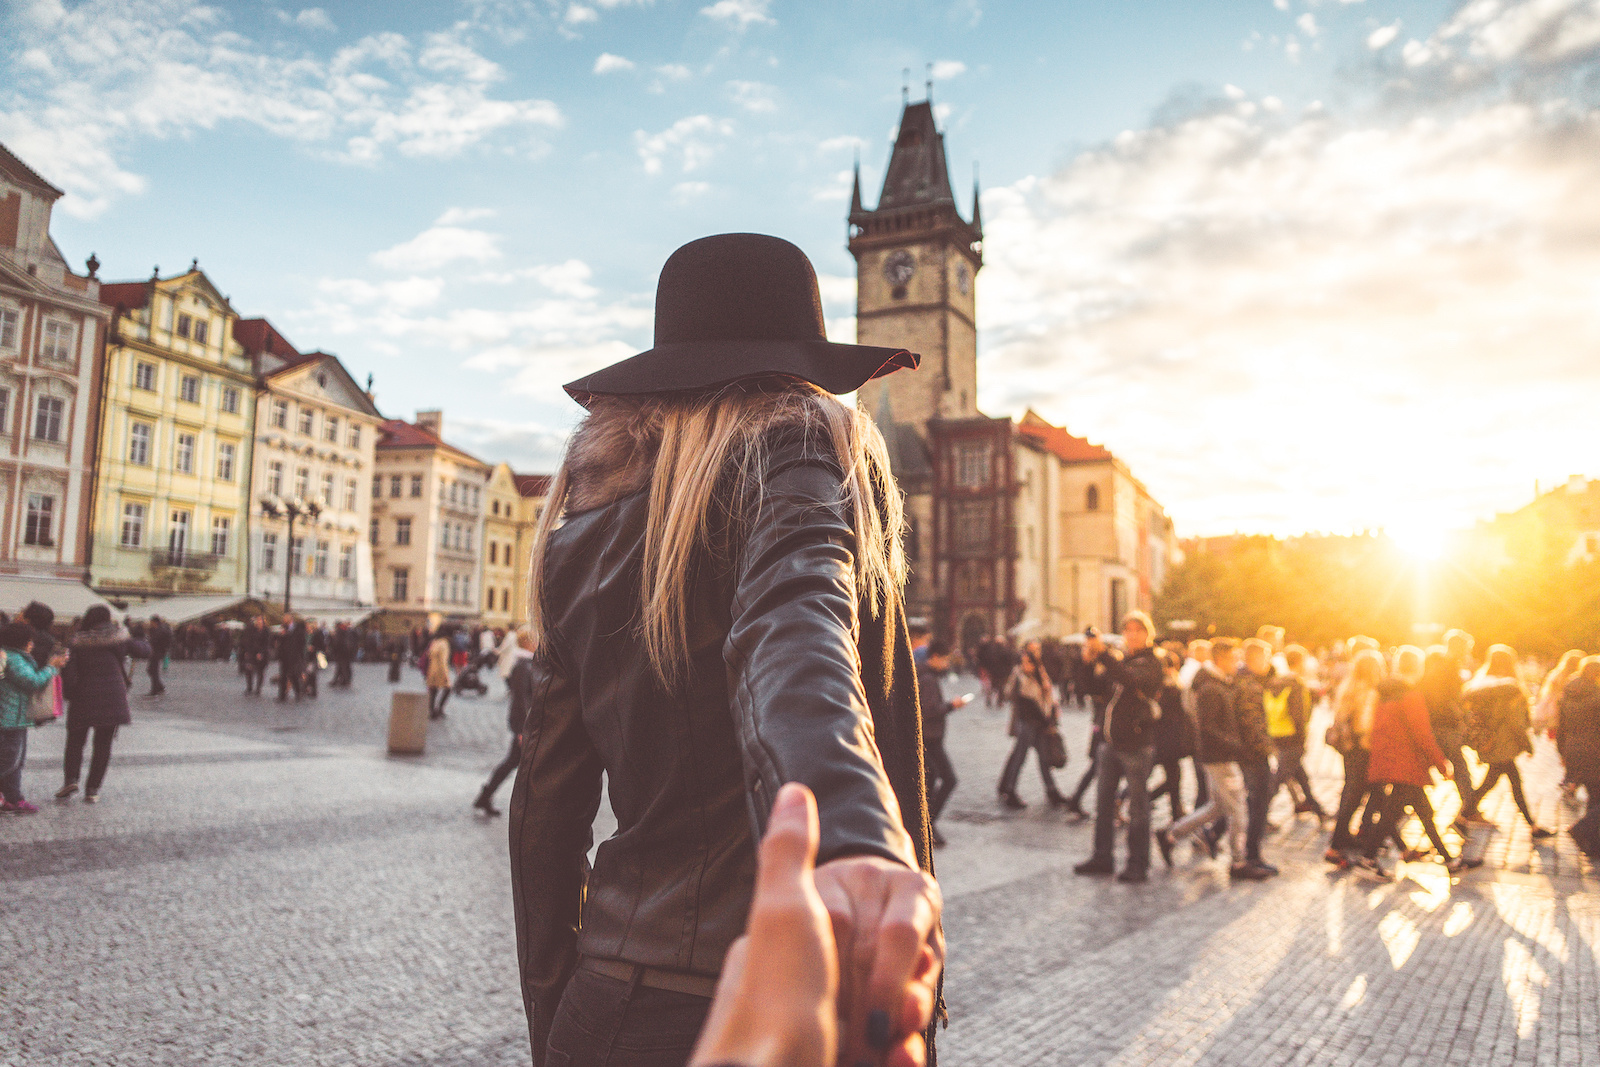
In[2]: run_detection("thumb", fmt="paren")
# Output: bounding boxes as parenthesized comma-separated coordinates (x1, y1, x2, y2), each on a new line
(757, 782, 819, 900)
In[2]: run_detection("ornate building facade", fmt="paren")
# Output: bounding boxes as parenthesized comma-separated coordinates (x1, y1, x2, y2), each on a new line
(853, 99, 1174, 648)
(0, 144, 110, 612)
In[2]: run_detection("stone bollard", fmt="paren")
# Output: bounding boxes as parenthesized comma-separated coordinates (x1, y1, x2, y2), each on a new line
(388, 691, 430, 755)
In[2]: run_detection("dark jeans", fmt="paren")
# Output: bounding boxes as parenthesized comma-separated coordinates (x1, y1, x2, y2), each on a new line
(1432, 725, 1478, 813)
(147, 655, 164, 692)
(482, 734, 522, 800)
(1070, 726, 1104, 806)
(925, 737, 957, 823)
(0, 727, 26, 804)
(65, 723, 118, 793)
(1571, 777, 1600, 854)
(1330, 748, 1371, 852)
(545, 965, 711, 1067)
(1359, 782, 1450, 858)
(998, 717, 1060, 799)
(278, 661, 304, 700)
(243, 661, 267, 693)
(1150, 758, 1185, 820)
(1465, 760, 1536, 827)
(1239, 757, 1272, 864)
(1092, 744, 1153, 872)
(332, 657, 353, 687)
(428, 686, 450, 717)
(1272, 739, 1324, 815)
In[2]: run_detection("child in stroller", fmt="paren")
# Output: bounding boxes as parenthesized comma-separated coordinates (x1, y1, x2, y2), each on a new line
(452, 651, 491, 696)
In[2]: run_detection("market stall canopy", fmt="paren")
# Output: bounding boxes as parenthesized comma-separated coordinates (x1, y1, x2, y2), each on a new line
(294, 607, 379, 628)
(120, 596, 266, 625)
(0, 577, 116, 619)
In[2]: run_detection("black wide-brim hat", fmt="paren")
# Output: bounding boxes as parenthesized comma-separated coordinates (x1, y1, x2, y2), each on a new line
(563, 233, 919, 406)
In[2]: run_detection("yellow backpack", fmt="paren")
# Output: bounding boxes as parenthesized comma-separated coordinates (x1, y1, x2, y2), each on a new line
(1264, 686, 1296, 738)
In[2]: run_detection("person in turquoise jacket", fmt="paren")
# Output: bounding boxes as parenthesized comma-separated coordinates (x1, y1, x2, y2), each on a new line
(0, 619, 69, 815)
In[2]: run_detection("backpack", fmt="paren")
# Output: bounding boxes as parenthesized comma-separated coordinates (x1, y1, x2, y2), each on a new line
(1264, 686, 1297, 739)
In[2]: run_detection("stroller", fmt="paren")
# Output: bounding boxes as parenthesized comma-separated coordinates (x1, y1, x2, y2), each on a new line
(452, 656, 490, 696)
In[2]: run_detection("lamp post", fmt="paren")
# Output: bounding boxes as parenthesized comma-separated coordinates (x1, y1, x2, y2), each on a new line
(259, 496, 321, 615)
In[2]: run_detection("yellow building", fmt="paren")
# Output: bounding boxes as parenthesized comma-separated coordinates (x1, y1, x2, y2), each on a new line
(93, 266, 256, 598)
(482, 462, 520, 628)
(509, 471, 551, 628)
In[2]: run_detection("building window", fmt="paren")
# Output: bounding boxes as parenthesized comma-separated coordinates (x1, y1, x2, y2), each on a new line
(121, 502, 146, 547)
(450, 574, 460, 602)
(176, 312, 192, 339)
(438, 574, 448, 602)
(488, 542, 497, 565)
(32, 396, 63, 442)
(128, 422, 152, 465)
(392, 567, 409, 601)
(389, 475, 403, 498)
(464, 526, 473, 552)
(449, 482, 458, 505)
(502, 587, 510, 612)
(486, 588, 495, 611)
(211, 516, 231, 557)
(270, 399, 288, 429)
(294, 467, 310, 498)
(41, 320, 74, 362)
(954, 561, 994, 602)
(135, 361, 156, 391)
(338, 544, 354, 579)
(953, 502, 991, 552)
(267, 460, 284, 496)
(289, 536, 304, 574)
(343, 478, 357, 511)
(221, 387, 240, 415)
(0, 387, 9, 433)
(314, 539, 329, 577)
(262, 532, 278, 571)
(180, 375, 199, 403)
(410, 474, 422, 498)
(440, 523, 450, 549)
(0, 307, 16, 348)
(369, 518, 379, 546)
(174, 432, 195, 474)
(297, 407, 314, 435)
(395, 517, 411, 545)
(324, 415, 339, 443)
(372, 474, 381, 499)
(1085, 484, 1100, 511)
(320, 472, 335, 506)
(348, 425, 361, 448)
(23, 494, 54, 546)
(217, 441, 236, 481)
(192, 319, 208, 345)
(168, 509, 191, 557)
(461, 575, 471, 603)
(955, 441, 991, 489)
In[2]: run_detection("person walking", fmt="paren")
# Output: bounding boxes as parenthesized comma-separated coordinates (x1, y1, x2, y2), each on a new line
(1065, 626, 1112, 817)
(145, 614, 171, 695)
(1267, 645, 1325, 819)
(1558, 657, 1600, 857)
(55, 606, 150, 804)
(919, 639, 969, 846)
(1460, 644, 1555, 838)
(330, 622, 357, 689)
(239, 615, 271, 694)
(0, 622, 68, 814)
(1229, 638, 1279, 877)
(1326, 647, 1385, 865)
(276, 614, 308, 702)
(1350, 646, 1474, 880)
(1156, 638, 1249, 870)
(508, 234, 941, 1067)
(425, 626, 452, 719)
(1424, 630, 1482, 819)
(1075, 611, 1163, 883)
(474, 629, 537, 816)
(997, 644, 1066, 810)
(1148, 647, 1192, 822)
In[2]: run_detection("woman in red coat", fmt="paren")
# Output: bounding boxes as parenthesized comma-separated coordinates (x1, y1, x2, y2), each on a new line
(1351, 646, 1475, 880)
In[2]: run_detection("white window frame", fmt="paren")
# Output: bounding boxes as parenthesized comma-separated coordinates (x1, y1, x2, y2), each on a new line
(41, 319, 74, 362)
(128, 422, 152, 465)
(32, 396, 63, 442)
(174, 432, 195, 474)
(23, 494, 55, 546)
(217, 441, 236, 481)
(0, 307, 18, 349)
(261, 532, 278, 571)
(121, 502, 146, 548)
(211, 516, 231, 557)
(221, 387, 240, 415)
(267, 460, 284, 496)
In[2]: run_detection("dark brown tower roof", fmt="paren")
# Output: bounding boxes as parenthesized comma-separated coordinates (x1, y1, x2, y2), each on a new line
(876, 101, 954, 211)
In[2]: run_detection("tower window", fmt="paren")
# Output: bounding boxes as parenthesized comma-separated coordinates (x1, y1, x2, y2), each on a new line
(954, 442, 991, 489)
(1086, 485, 1100, 511)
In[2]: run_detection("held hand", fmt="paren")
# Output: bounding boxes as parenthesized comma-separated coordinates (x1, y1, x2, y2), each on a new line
(691, 783, 837, 1067)
(812, 854, 943, 1067)
(49, 651, 69, 668)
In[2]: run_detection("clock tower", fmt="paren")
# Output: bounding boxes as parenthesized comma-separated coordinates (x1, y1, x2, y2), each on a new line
(851, 97, 983, 432)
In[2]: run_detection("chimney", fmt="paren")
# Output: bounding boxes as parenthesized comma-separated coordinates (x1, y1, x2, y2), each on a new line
(415, 409, 442, 437)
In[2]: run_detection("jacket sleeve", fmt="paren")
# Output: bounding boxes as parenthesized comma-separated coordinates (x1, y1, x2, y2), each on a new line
(1404, 692, 1448, 771)
(724, 452, 915, 868)
(508, 652, 603, 1067)
(1195, 683, 1238, 761)
(6, 654, 57, 694)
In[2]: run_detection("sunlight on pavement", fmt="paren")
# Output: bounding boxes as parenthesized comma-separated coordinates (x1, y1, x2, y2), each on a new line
(1338, 973, 1367, 1011)
(1443, 901, 1474, 937)
(1501, 939, 1549, 1040)
(1325, 878, 1344, 955)
(1377, 911, 1419, 970)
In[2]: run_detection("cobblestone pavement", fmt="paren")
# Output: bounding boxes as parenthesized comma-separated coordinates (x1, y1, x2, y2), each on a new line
(3, 666, 1596, 1066)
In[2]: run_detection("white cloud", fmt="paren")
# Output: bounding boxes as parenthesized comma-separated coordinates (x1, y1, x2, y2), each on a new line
(819, 134, 865, 153)
(672, 180, 713, 201)
(565, 4, 598, 24)
(371, 212, 502, 271)
(1297, 12, 1319, 37)
(634, 114, 734, 174)
(318, 276, 445, 311)
(593, 52, 635, 73)
(1273, 0, 1288, 10)
(1368, 21, 1400, 49)
(278, 7, 336, 31)
(656, 63, 693, 79)
(727, 79, 776, 112)
(930, 59, 967, 79)
(1285, 34, 1302, 62)
(699, 0, 774, 29)
(0, 0, 562, 217)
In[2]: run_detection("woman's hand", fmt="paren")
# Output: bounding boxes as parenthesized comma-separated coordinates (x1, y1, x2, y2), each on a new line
(49, 650, 69, 669)
(691, 783, 838, 1067)
(812, 854, 943, 1067)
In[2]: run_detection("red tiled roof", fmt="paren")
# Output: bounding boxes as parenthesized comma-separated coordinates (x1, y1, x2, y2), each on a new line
(1015, 416, 1114, 463)
(514, 473, 553, 497)
(234, 317, 301, 359)
(377, 418, 487, 467)
(98, 281, 152, 310)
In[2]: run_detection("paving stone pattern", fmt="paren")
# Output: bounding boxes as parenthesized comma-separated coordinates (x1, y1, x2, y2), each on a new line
(2, 666, 1596, 1066)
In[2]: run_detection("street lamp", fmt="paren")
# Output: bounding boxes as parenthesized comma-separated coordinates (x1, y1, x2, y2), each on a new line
(259, 495, 322, 614)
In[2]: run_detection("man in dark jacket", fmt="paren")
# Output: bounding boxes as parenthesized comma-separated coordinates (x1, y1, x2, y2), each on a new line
(1157, 638, 1250, 867)
(330, 622, 358, 689)
(918, 638, 970, 847)
(239, 616, 271, 694)
(1233, 639, 1279, 877)
(276, 615, 308, 702)
(1066, 627, 1112, 816)
(145, 615, 171, 695)
(1559, 659, 1600, 856)
(1075, 611, 1164, 883)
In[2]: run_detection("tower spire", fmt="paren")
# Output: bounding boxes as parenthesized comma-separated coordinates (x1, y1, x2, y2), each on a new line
(925, 62, 933, 102)
(902, 68, 910, 106)
(850, 152, 864, 215)
(971, 162, 982, 236)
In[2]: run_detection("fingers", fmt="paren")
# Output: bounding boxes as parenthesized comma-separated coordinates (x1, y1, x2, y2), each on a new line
(862, 870, 942, 1054)
(756, 782, 820, 904)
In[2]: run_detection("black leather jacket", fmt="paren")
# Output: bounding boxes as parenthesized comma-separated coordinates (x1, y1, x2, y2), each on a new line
(509, 431, 921, 1063)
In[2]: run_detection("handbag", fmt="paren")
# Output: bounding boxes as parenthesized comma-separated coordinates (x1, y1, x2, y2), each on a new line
(1041, 721, 1068, 769)
(31, 676, 62, 727)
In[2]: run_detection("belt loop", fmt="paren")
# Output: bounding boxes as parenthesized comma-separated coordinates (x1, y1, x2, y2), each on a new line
(626, 962, 646, 998)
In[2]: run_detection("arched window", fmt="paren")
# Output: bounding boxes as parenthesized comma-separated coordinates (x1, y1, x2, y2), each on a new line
(1085, 484, 1100, 511)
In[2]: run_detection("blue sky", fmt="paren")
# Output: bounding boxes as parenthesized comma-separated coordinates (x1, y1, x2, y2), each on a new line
(5, 0, 1597, 536)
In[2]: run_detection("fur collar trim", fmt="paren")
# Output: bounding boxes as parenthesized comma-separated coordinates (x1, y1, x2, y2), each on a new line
(564, 404, 658, 513)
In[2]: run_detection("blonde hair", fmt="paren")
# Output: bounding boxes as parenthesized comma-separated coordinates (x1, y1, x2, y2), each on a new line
(528, 379, 904, 689)
(1393, 645, 1425, 683)
(1477, 643, 1518, 682)
(1333, 647, 1385, 741)
(1541, 649, 1586, 700)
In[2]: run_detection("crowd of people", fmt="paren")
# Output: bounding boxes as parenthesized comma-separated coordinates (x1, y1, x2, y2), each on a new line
(932, 616, 1599, 884)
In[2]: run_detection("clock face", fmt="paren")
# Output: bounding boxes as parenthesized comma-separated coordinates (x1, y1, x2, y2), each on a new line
(883, 250, 916, 288)
(956, 262, 971, 295)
